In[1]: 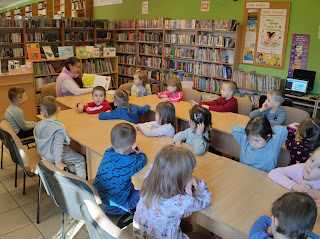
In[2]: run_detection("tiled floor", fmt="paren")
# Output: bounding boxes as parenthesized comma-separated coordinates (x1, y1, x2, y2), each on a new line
(0, 147, 89, 239)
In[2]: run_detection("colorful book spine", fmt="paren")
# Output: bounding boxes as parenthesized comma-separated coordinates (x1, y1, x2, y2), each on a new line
(137, 56, 162, 69)
(194, 76, 222, 93)
(165, 47, 194, 59)
(34, 76, 57, 91)
(137, 18, 163, 29)
(138, 44, 162, 55)
(164, 19, 196, 29)
(164, 34, 195, 45)
(197, 34, 233, 48)
(116, 44, 136, 53)
(164, 59, 193, 73)
(195, 62, 232, 79)
(138, 32, 163, 42)
(116, 32, 135, 41)
(116, 21, 135, 29)
(119, 65, 135, 76)
(163, 72, 193, 82)
(198, 19, 237, 31)
(82, 59, 113, 74)
(118, 55, 136, 65)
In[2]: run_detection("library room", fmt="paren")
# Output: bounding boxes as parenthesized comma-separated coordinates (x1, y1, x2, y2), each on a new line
(0, 0, 319, 238)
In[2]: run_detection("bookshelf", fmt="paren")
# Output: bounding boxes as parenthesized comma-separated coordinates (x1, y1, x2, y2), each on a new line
(71, 0, 93, 18)
(30, 56, 118, 112)
(14, 7, 25, 17)
(63, 17, 95, 46)
(54, 0, 71, 18)
(37, 0, 53, 18)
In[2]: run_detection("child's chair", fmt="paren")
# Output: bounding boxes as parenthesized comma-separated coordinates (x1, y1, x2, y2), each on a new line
(182, 88, 202, 102)
(41, 82, 57, 98)
(235, 97, 252, 116)
(118, 83, 134, 92)
(283, 106, 310, 125)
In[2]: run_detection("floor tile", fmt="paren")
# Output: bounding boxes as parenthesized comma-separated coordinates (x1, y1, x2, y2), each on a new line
(0, 224, 44, 239)
(21, 196, 61, 223)
(74, 227, 89, 239)
(0, 207, 32, 236)
(2, 174, 37, 192)
(10, 183, 48, 207)
(0, 181, 8, 196)
(0, 164, 23, 181)
(0, 193, 19, 213)
(35, 212, 83, 239)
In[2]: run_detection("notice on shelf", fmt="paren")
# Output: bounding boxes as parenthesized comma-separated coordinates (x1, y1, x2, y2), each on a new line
(94, 0, 122, 7)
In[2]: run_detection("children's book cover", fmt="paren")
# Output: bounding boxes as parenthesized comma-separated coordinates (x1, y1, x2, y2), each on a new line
(76, 46, 87, 58)
(86, 46, 94, 58)
(82, 74, 111, 90)
(94, 48, 100, 57)
(27, 43, 41, 60)
(58, 46, 74, 58)
(103, 47, 116, 57)
(42, 46, 55, 60)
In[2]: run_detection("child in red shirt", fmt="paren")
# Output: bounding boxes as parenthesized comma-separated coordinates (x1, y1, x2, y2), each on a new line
(190, 81, 238, 113)
(77, 86, 112, 114)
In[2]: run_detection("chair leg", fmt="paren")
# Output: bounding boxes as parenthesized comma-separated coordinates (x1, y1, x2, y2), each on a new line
(37, 178, 41, 224)
(15, 164, 17, 187)
(23, 173, 26, 195)
(62, 212, 66, 239)
(1, 142, 3, 169)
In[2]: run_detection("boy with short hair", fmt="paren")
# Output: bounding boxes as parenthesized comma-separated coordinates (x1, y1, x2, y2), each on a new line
(4, 87, 36, 138)
(93, 123, 147, 215)
(249, 192, 318, 239)
(249, 90, 286, 126)
(77, 86, 112, 114)
(34, 96, 86, 178)
(190, 81, 238, 113)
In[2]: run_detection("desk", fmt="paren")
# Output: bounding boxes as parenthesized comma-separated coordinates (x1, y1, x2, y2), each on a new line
(192, 157, 320, 239)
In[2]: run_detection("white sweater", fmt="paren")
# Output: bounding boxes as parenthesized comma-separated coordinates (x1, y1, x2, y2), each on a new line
(139, 121, 175, 138)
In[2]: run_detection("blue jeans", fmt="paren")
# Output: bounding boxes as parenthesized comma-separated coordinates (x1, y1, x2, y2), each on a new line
(104, 189, 140, 216)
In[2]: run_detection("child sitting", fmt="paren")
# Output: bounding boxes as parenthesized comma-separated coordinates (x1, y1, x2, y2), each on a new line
(136, 101, 176, 138)
(98, 90, 149, 124)
(173, 105, 212, 155)
(4, 87, 36, 139)
(268, 147, 320, 201)
(158, 78, 183, 102)
(249, 192, 318, 239)
(34, 96, 86, 178)
(130, 69, 151, 97)
(249, 90, 286, 126)
(232, 116, 288, 172)
(133, 145, 212, 239)
(93, 123, 147, 215)
(286, 118, 320, 165)
(190, 81, 238, 113)
(77, 86, 112, 114)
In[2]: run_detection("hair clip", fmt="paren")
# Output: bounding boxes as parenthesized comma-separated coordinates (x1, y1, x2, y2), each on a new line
(194, 113, 202, 121)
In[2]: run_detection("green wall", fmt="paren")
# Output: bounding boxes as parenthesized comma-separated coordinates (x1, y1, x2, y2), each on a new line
(94, 0, 320, 94)
(0, 0, 38, 12)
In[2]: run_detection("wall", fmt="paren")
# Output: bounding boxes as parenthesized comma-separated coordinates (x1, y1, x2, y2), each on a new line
(0, 0, 38, 12)
(94, 0, 320, 93)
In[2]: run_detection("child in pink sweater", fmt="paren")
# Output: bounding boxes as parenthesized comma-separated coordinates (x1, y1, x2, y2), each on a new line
(158, 78, 183, 102)
(268, 147, 320, 201)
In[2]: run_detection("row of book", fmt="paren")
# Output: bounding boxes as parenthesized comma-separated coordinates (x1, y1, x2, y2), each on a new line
(235, 93, 260, 108)
(194, 62, 233, 79)
(165, 47, 194, 59)
(198, 20, 237, 31)
(63, 17, 95, 28)
(164, 34, 195, 45)
(65, 32, 93, 41)
(0, 18, 24, 28)
(26, 32, 60, 42)
(138, 32, 163, 43)
(81, 59, 113, 74)
(196, 48, 231, 63)
(137, 18, 163, 29)
(164, 20, 196, 30)
(233, 70, 283, 93)
(146, 70, 161, 81)
(194, 77, 222, 93)
(116, 21, 135, 29)
(0, 48, 23, 58)
(34, 76, 57, 91)
(33, 62, 56, 75)
(72, 1, 85, 10)
(0, 33, 21, 43)
(38, 9, 47, 16)
(97, 31, 112, 40)
(163, 72, 193, 82)
(137, 56, 162, 69)
(164, 60, 193, 73)
(26, 17, 62, 28)
(117, 44, 136, 53)
(118, 55, 136, 65)
(119, 77, 133, 85)
(116, 32, 135, 41)
(138, 44, 162, 55)
(119, 65, 135, 76)
(197, 34, 235, 48)
(95, 19, 114, 30)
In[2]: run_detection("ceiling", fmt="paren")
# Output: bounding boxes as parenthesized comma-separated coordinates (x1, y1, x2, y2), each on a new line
(0, 0, 32, 11)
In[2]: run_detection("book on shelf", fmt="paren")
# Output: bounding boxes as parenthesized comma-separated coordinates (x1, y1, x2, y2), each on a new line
(0, 33, 22, 43)
(138, 32, 163, 42)
(164, 33, 195, 45)
(0, 48, 23, 58)
(33, 62, 56, 75)
(82, 58, 113, 74)
(119, 65, 135, 76)
(42, 46, 55, 60)
(194, 76, 222, 93)
(86, 46, 94, 58)
(26, 17, 62, 28)
(116, 32, 135, 41)
(117, 44, 136, 54)
(165, 47, 194, 59)
(116, 20, 135, 29)
(164, 19, 196, 29)
(103, 47, 116, 57)
(198, 19, 237, 31)
(0, 18, 24, 28)
(138, 56, 162, 68)
(194, 62, 233, 79)
(76, 46, 87, 58)
(138, 44, 161, 55)
(163, 72, 193, 82)
(65, 31, 94, 41)
(197, 34, 235, 48)
(164, 59, 193, 73)
(94, 48, 100, 57)
(63, 17, 94, 28)
(26, 32, 60, 42)
(82, 74, 111, 90)
(119, 77, 133, 85)
(119, 55, 135, 65)
(35, 76, 57, 91)
(58, 46, 74, 58)
(27, 43, 42, 61)
(137, 18, 163, 29)
(235, 92, 258, 108)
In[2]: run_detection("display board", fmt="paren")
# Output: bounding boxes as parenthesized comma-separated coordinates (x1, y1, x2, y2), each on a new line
(240, 1, 291, 69)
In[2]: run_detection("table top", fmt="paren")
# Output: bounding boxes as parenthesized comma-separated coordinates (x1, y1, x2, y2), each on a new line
(193, 157, 320, 237)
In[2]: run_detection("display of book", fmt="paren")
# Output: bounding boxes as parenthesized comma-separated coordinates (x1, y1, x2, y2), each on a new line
(27, 43, 41, 61)
(58, 46, 74, 58)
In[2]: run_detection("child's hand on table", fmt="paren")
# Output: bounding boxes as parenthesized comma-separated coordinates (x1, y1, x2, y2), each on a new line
(189, 100, 198, 106)
(292, 183, 311, 192)
(185, 176, 199, 197)
(77, 103, 84, 113)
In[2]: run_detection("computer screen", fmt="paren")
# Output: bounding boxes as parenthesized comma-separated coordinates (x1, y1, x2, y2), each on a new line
(285, 78, 308, 93)
(293, 69, 316, 91)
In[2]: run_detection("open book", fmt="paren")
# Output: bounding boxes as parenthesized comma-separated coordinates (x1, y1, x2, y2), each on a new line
(82, 74, 111, 90)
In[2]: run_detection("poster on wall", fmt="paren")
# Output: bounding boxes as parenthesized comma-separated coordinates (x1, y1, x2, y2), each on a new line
(256, 9, 287, 67)
(94, 0, 122, 7)
(243, 9, 258, 64)
(288, 34, 310, 77)
(142, 1, 148, 14)
(201, 0, 210, 12)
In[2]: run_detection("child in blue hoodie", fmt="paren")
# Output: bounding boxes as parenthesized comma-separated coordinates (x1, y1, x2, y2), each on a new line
(98, 90, 149, 124)
(34, 96, 86, 178)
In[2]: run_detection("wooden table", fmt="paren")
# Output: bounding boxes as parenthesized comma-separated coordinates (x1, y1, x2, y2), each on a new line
(192, 157, 320, 239)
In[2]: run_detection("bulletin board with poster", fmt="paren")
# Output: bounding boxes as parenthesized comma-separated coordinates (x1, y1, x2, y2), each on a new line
(240, 1, 291, 69)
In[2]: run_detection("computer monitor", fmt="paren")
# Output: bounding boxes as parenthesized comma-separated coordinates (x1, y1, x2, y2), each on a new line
(285, 78, 308, 93)
(293, 69, 316, 91)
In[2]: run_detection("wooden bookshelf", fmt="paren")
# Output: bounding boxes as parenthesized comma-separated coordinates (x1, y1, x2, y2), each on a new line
(37, 0, 53, 18)
(72, 0, 93, 18)
(54, 0, 71, 18)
